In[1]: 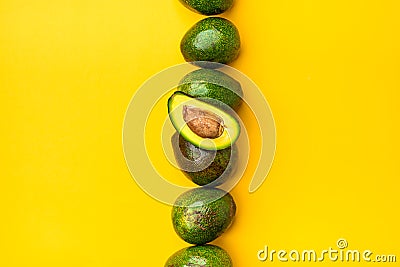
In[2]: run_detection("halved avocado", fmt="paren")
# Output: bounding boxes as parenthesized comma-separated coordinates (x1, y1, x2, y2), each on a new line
(168, 91, 240, 150)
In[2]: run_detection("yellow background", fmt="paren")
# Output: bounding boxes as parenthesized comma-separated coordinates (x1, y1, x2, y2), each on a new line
(1, 0, 399, 266)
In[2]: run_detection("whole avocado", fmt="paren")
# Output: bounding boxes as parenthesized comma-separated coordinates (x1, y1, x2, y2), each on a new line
(172, 132, 237, 186)
(179, 0, 234, 15)
(172, 188, 236, 245)
(165, 245, 232, 267)
(180, 17, 240, 66)
(178, 68, 243, 111)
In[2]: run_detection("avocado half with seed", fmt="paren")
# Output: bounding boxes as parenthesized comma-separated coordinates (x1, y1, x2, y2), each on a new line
(168, 91, 240, 150)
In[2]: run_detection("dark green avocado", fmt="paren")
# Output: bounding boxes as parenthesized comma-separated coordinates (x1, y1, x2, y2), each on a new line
(165, 245, 233, 267)
(180, 17, 240, 66)
(178, 68, 243, 111)
(172, 132, 237, 186)
(172, 188, 236, 245)
(179, 0, 234, 15)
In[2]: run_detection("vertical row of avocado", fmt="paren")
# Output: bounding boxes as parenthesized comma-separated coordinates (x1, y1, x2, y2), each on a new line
(165, 1, 243, 266)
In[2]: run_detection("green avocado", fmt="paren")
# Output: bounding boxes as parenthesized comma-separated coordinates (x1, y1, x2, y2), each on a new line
(180, 17, 240, 66)
(172, 188, 236, 245)
(172, 132, 237, 186)
(179, 0, 234, 15)
(165, 245, 233, 267)
(178, 68, 243, 111)
(168, 91, 240, 150)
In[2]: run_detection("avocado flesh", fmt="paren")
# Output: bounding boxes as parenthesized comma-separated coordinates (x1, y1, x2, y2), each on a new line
(172, 132, 237, 186)
(178, 68, 243, 111)
(165, 244, 233, 267)
(171, 188, 236, 245)
(168, 92, 240, 150)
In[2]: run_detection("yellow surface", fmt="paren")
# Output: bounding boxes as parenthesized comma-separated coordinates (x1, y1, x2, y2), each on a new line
(1, 0, 399, 266)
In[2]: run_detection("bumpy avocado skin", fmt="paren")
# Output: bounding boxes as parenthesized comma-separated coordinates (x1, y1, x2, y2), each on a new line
(180, 17, 240, 65)
(179, 0, 234, 15)
(165, 245, 233, 267)
(178, 68, 243, 111)
(172, 188, 236, 245)
(172, 132, 237, 186)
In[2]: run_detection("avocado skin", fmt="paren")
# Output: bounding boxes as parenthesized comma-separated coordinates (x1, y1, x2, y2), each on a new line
(165, 245, 232, 267)
(172, 132, 237, 186)
(172, 188, 236, 245)
(178, 68, 243, 111)
(180, 17, 240, 66)
(179, 0, 234, 15)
